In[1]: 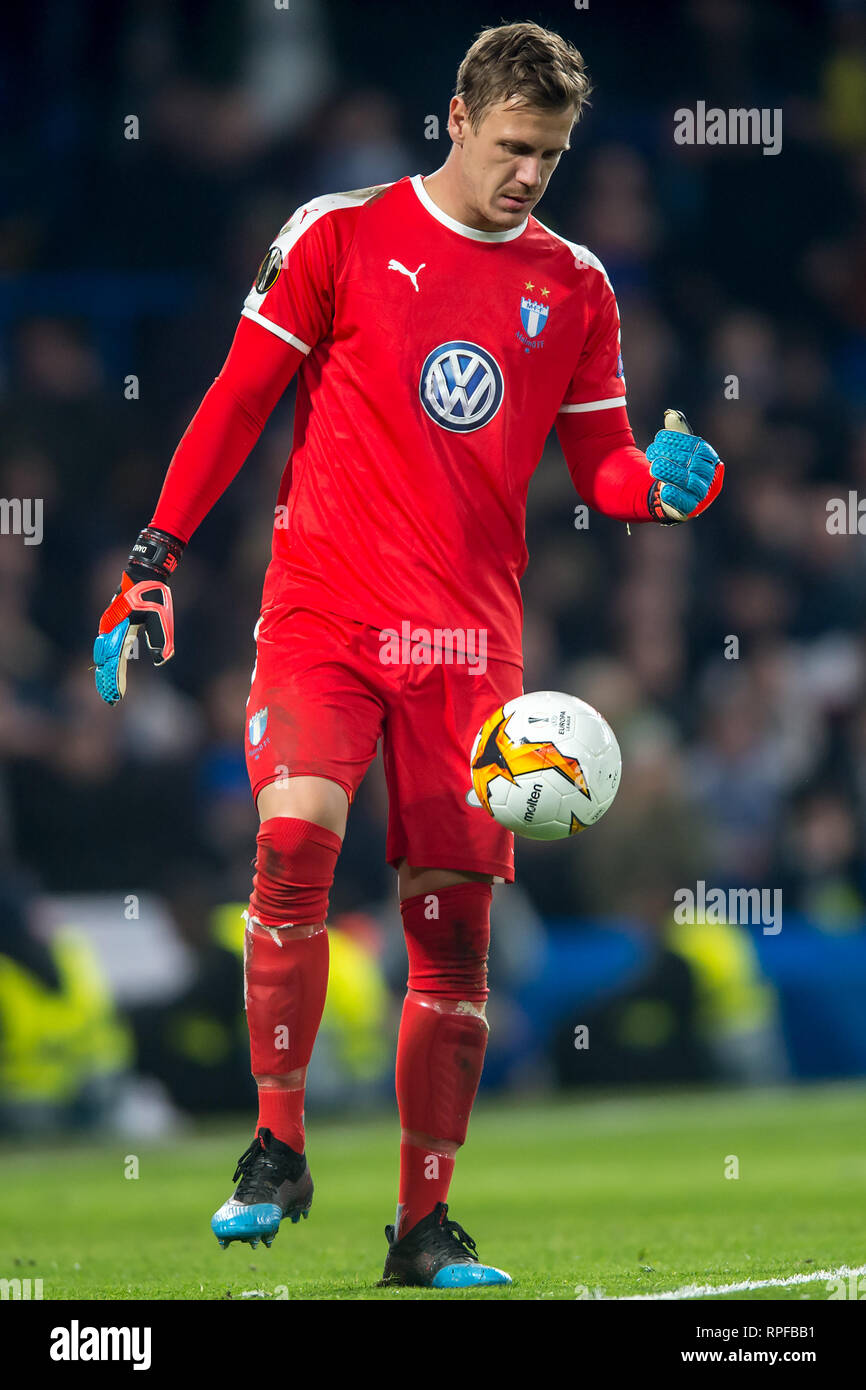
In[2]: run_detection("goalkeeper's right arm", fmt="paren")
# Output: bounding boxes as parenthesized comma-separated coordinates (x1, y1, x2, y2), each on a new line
(93, 315, 304, 704)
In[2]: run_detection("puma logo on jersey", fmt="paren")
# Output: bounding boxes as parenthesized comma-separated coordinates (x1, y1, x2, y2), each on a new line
(388, 259, 426, 292)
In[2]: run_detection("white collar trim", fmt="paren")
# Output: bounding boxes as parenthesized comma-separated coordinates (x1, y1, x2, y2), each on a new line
(410, 174, 528, 242)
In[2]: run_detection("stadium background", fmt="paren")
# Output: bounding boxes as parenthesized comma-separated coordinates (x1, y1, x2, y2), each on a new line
(1, 0, 865, 1137)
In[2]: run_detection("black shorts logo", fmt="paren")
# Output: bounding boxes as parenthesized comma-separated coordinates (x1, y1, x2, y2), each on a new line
(255, 246, 282, 294)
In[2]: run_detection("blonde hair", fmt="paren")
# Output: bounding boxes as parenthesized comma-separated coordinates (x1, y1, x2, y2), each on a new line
(456, 21, 592, 129)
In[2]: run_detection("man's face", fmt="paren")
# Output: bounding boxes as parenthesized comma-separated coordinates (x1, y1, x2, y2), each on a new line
(451, 96, 574, 231)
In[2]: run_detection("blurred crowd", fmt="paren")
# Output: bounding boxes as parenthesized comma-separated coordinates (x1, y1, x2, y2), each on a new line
(0, 0, 864, 1120)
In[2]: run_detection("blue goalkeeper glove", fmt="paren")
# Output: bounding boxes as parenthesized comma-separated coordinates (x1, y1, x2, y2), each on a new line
(646, 409, 724, 522)
(93, 527, 184, 705)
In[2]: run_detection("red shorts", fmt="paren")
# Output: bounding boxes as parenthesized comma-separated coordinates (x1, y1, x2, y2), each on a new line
(245, 605, 522, 881)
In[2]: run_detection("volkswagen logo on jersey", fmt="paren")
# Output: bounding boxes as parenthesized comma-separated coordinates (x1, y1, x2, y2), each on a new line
(419, 342, 504, 433)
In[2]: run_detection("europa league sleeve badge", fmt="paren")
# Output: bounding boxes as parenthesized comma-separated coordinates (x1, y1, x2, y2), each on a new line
(255, 246, 283, 295)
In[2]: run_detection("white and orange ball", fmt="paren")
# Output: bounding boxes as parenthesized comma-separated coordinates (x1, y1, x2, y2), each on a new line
(468, 691, 621, 840)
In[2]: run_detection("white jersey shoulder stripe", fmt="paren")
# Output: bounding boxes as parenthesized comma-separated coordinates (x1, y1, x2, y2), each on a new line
(531, 218, 613, 292)
(534, 220, 624, 390)
(273, 183, 395, 258)
(243, 183, 394, 322)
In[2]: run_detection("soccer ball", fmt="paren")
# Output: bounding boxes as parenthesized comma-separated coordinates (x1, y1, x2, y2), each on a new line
(468, 691, 621, 841)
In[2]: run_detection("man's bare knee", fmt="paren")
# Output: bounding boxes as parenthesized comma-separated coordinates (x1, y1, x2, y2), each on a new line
(257, 775, 349, 838)
(397, 861, 493, 900)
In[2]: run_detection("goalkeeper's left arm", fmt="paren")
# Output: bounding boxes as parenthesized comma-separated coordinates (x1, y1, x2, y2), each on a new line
(557, 403, 724, 524)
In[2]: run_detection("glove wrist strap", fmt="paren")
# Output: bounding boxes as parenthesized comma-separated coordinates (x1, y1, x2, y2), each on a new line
(647, 481, 683, 526)
(127, 527, 185, 583)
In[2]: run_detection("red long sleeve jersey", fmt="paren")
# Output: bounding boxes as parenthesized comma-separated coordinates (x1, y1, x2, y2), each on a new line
(152, 174, 655, 668)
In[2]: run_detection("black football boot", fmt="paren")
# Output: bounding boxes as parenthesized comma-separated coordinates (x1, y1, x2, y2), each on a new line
(211, 1127, 313, 1249)
(380, 1202, 511, 1288)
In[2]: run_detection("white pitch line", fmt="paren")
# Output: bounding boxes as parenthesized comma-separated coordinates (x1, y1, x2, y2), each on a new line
(614, 1263, 866, 1301)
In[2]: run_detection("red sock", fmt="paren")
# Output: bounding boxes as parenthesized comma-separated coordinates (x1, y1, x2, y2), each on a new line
(395, 884, 491, 1238)
(257, 1084, 308, 1154)
(245, 816, 341, 1153)
(398, 1132, 456, 1227)
(246, 920, 329, 1152)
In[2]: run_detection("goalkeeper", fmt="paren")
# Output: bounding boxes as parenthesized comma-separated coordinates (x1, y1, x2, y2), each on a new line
(94, 20, 722, 1290)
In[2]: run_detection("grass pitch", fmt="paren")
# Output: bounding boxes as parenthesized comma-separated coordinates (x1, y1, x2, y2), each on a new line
(2, 1082, 863, 1300)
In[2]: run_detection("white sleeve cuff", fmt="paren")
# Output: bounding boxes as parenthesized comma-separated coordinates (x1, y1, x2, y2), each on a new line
(558, 396, 627, 414)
